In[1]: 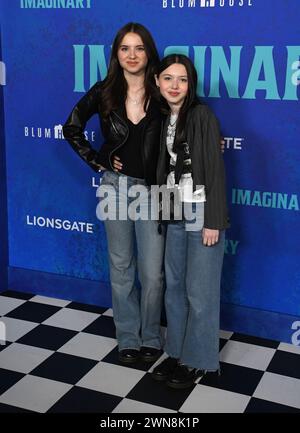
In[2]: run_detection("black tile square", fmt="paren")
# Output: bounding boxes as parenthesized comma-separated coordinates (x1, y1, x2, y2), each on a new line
(126, 373, 195, 411)
(1, 291, 34, 300)
(83, 316, 116, 339)
(48, 386, 122, 413)
(0, 342, 11, 352)
(230, 333, 280, 349)
(0, 368, 25, 395)
(30, 352, 98, 384)
(0, 403, 35, 413)
(67, 302, 108, 315)
(219, 338, 228, 351)
(267, 350, 300, 380)
(101, 346, 158, 372)
(198, 362, 264, 396)
(17, 324, 78, 350)
(5, 302, 61, 323)
(245, 397, 300, 413)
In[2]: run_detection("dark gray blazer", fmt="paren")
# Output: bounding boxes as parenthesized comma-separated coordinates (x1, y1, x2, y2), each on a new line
(156, 104, 230, 230)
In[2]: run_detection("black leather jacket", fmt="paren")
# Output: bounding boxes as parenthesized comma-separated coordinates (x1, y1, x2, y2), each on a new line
(63, 81, 162, 186)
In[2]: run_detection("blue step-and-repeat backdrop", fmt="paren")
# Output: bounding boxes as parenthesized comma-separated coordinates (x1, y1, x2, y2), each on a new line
(0, 10, 8, 294)
(1, 0, 299, 344)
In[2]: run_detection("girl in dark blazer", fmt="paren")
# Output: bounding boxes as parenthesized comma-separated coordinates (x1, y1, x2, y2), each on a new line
(152, 54, 229, 389)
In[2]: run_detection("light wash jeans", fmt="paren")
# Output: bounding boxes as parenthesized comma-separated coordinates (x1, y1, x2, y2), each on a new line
(98, 170, 165, 351)
(164, 203, 225, 371)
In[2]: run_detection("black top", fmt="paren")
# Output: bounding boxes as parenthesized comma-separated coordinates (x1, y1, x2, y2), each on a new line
(116, 114, 147, 179)
(116, 102, 154, 179)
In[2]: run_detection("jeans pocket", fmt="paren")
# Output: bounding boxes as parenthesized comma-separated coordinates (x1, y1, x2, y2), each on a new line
(96, 173, 118, 221)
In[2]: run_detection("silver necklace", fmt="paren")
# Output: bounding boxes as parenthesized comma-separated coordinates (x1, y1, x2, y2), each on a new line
(127, 88, 145, 106)
(127, 95, 142, 105)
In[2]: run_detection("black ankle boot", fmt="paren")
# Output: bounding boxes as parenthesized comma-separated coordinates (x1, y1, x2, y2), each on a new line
(118, 349, 140, 364)
(140, 347, 163, 363)
(166, 364, 204, 389)
(152, 357, 178, 381)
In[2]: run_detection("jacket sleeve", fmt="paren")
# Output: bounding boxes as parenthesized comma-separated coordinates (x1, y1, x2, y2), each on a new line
(201, 108, 229, 230)
(62, 82, 104, 172)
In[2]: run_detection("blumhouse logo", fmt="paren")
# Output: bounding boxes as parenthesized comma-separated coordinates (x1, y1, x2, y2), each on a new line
(162, 0, 253, 9)
(54, 124, 65, 139)
(23, 124, 96, 142)
(201, 0, 215, 7)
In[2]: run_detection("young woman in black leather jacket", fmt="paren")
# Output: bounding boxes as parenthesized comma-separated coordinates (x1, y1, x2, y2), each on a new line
(63, 23, 164, 365)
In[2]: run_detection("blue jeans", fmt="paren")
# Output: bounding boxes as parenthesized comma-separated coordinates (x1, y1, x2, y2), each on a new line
(97, 171, 165, 351)
(164, 207, 225, 370)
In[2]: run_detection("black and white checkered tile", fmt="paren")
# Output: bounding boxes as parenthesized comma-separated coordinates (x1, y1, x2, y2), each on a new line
(0, 290, 300, 413)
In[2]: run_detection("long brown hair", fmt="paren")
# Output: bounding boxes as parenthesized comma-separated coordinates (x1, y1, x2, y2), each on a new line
(100, 23, 159, 119)
(156, 54, 200, 152)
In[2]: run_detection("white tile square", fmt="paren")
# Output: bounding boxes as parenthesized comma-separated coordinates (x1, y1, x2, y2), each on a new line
(278, 342, 300, 355)
(42, 307, 100, 331)
(180, 384, 250, 413)
(0, 317, 39, 342)
(0, 296, 26, 316)
(113, 398, 176, 413)
(58, 332, 117, 361)
(0, 319, 5, 345)
(102, 308, 113, 317)
(77, 362, 145, 397)
(253, 372, 300, 409)
(219, 340, 276, 370)
(0, 343, 53, 373)
(0, 375, 72, 413)
(30, 295, 71, 308)
(220, 330, 233, 340)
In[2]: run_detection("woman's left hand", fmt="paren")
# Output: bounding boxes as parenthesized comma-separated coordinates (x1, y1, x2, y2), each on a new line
(113, 155, 123, 172)
(202, 228, 219, 246)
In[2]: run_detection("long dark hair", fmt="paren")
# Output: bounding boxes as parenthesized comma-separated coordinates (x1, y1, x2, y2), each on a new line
(156, 54, 200, 152)
(100, 23, 159, 119)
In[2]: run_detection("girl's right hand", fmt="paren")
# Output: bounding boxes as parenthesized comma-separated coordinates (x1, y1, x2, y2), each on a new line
(113, 155, 123, 172)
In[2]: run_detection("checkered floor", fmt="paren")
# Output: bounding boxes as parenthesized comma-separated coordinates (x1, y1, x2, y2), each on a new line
(0, 290, 300, 413)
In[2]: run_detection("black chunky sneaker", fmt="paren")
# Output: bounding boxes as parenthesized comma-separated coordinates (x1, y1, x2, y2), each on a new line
(140, 347, 163, 363)
(118, 349, 140, 364)
(166, 364, 204, 389)
(152, 357, 179, 381)
(200, 369, 221, 382)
